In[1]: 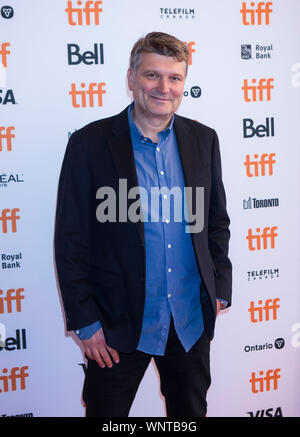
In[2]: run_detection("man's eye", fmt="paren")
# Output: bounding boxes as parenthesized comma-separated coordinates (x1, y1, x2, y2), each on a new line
(146, 73, 157, 79)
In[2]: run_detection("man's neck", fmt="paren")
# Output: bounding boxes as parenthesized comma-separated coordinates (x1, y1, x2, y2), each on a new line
(132, 106, 172, 143)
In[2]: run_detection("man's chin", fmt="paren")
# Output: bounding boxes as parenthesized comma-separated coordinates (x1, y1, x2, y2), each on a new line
(147, 104, 174, 118)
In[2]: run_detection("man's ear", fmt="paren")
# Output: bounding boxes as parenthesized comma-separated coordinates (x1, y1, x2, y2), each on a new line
(127, 68, 134, 92)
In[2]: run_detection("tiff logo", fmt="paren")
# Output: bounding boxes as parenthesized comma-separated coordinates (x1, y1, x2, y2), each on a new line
(0, 208, 20, 233)
(69, 82, 106, 108)
(0, 288, 25, 314)
(244, 153, 276, 177)
(0, 42, 10, 68)
(249, 368, 280, 394)
(240, 2, 273, 26)
(65, 0, 103, 26)
(246, 226, 278, 250)
(0, 127, 15, 151)
(248, 298, 280, 323)
(242, 78, 274, 101)
(0, 366, 29, 393)
(183, 41, 196, 65)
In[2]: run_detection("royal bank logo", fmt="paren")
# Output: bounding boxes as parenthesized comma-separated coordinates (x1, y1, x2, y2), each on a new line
(1, 252, 23, 270)
(241, 44, 252, 59)
(160, 7, 195, 19)
(247, 267, 279, 281)
(241, 44, 273, 60)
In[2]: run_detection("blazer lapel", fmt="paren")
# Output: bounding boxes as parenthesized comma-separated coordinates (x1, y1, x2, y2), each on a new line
(174, 114, 198, 191)
(107, 107, 145, 247)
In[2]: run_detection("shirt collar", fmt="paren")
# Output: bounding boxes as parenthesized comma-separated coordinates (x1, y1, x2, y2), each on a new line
(127, 102, 174, 144)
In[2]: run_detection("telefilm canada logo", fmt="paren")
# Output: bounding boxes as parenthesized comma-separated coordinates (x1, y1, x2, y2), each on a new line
(247, 267, 279, 281)
(160, 7, 195, 19)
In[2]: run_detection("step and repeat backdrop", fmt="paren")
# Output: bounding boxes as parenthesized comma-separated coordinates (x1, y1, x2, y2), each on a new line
(1, 0, 300, 417)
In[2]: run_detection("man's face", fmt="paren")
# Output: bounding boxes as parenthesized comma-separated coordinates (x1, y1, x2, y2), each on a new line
(127, 52, 186, 120)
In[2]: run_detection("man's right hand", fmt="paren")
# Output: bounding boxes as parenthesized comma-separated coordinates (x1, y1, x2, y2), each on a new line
(81, 328, 120, 368)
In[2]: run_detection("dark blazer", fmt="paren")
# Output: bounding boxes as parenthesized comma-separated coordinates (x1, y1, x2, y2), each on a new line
(54, 106, 232, 353)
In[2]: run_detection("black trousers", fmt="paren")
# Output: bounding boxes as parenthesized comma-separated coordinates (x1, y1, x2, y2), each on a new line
(83, 316, 211, 417)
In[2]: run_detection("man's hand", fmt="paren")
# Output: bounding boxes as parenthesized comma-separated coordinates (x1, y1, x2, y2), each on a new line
(82, 328, 120, 368)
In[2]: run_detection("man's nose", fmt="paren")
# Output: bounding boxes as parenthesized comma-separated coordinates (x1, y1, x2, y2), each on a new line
(157, 77, 170, 94)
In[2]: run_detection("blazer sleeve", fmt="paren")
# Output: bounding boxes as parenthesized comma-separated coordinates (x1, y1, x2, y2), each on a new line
(208, 130, 232, 306)
(54, 133, 99, 331)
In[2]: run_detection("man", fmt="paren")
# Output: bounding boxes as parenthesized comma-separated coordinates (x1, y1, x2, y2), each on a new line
(55, 32, 232, 417)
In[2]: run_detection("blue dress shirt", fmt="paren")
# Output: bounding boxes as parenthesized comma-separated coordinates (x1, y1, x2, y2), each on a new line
(75, 103, 205, 355)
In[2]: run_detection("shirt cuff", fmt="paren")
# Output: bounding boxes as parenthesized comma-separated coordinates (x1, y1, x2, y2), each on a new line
(74, 320, 101, 340)
(217, 298, 228, 309)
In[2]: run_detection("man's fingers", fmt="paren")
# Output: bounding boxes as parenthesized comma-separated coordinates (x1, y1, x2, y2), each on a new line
(99, 346, 114, 368)
(107, 346, 120, 364)
(82, 328, 120, 368)
(92, 349, 107, 368)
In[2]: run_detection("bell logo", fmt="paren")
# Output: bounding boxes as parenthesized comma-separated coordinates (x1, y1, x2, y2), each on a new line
(249, 368, 280, 394)
(0, 126, 15, 151)
(242, 78, 274, 101)
(0, 366, 29, 393)
(240, 2, 273, 26)
(244, 153, 276, 177)
(65, 1, 103, 26)
(248, 298, 280, 323)
(0, 208, 20, 233)
(246, 226, 278, 251)
(0, 42, 10, 68)
(0, 288, 25, 314)
(69, 82, 106, 108)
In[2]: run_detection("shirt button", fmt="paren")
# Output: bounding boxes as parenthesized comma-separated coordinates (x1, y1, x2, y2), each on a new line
(75, 330, 80, 334)
(156, 147, 160, 151)
(160, 170, 164, 175)
(165, 219, 170, 224)
(163, 194, 167, 199)
(168, 268, 172, 272)
(168, 244, 172, 248)
(168, 293, 171, 298)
